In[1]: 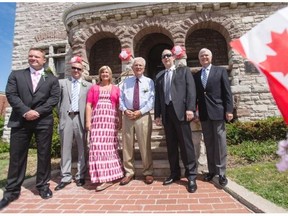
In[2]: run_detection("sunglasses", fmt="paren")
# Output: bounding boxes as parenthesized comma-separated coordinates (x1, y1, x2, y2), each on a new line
(72, 66, 82, 71)
(162, 54, 172, 59)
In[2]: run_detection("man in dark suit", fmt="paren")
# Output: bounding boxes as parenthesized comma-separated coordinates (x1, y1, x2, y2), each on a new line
(193, 48, 233, 187)
(0, 47, 60, 210)
(154, 49, 198, 193)
(54, 56, 91, 191)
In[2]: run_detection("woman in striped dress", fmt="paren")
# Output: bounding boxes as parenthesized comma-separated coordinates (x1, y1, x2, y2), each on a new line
(86, 66, 123, 191)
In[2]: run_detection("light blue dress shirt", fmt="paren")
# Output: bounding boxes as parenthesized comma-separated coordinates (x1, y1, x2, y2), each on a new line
(119, 75, 155, 115)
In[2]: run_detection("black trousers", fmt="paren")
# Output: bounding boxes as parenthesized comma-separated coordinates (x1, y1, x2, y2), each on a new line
(163, 104, 197, 180)
(4, 126, 53, 199)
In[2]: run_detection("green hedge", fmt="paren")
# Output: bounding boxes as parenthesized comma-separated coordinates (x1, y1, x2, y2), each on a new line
(227, 117, 287, 145)
(0, 116, 4, 137)
(51, 109, 60, 158)
(0, 110, 61, 158)
(30, 108, 61, 158)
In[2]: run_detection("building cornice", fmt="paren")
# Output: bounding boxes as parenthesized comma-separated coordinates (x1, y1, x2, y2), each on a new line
(62, 2, 163, 30)
(62, 2, 280, 33)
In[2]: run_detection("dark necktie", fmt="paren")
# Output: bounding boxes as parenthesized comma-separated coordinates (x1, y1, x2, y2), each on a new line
(165, 69, 172, 105)
(133, 78, 140, 110)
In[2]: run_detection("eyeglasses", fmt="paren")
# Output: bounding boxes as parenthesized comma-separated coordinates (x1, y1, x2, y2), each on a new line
(162, 54, 172, 59)
(72, 66, 82, 71)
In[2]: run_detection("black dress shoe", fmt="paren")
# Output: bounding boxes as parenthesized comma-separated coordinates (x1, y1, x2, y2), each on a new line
(187, 180, 197, 193)
(203, 173, 215, 182)
(0, 197, 11, 210)
(76, 179, 85, 187)
(39, 187, 53, 199)
(54, 182, 71, 191)
(163, 176, 180, 185)
(219, 175, 228, 186)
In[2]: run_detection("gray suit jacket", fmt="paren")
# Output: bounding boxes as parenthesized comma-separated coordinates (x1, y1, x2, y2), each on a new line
(154, 66, 196, 125)
(58, 78, 92, 130)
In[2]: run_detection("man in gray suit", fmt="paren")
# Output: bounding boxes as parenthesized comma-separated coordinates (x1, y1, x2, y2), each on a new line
(154, 49, 198, 193)
(55, 56, 92, 191)
(193, 48, 233, 187)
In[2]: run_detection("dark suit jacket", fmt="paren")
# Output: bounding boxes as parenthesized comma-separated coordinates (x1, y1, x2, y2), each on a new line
(5, 68, 60, 128)
(193, 65, 233, 121)
(154, 66, 196, 125)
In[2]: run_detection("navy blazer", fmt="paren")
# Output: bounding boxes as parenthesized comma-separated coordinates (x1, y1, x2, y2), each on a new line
(5, 68, 60, 128)
(193, 65, 233, 121)
(154, 66, 196, 125)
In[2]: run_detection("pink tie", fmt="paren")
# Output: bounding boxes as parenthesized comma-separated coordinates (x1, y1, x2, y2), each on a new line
(32, 71, 40, 92)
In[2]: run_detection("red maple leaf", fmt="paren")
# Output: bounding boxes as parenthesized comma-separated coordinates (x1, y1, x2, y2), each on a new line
(259, 29, 288, 75)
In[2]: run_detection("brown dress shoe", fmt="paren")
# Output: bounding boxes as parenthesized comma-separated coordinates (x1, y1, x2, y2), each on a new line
(144, 175, 154, 184)
(119, 175, 134, 185)
(96, 182, 114, 191)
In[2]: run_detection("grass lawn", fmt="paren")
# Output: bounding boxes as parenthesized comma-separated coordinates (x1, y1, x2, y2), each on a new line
(227, 161, 288, 209)
(0, 149, 60, 188)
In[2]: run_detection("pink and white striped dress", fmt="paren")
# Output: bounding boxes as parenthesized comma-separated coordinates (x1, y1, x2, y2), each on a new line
(88, 90, 124, 183)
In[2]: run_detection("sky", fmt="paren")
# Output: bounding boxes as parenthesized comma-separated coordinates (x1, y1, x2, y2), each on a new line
(0, 2, 16, 93)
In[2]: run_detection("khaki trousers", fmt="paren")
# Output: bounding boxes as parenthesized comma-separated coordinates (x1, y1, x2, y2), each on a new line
(122, 113, 153, 176)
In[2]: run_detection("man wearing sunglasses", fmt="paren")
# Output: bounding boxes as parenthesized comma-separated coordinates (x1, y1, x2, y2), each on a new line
(154, 49, 198, 193)
(55, 56, 92, 191)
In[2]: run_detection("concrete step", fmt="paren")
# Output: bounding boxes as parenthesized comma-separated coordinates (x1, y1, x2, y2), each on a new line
(118, 134, 167, 148)
(133, 160, 208, 177)
(118, 146, 168, 160)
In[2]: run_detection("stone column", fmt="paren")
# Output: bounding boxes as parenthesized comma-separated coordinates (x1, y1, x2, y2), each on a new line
(2, 106, 11, 142)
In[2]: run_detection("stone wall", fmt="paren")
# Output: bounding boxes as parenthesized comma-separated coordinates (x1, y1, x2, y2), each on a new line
(2, 2, 288, 142)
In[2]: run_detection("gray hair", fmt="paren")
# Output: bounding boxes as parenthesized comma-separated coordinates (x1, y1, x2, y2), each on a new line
(132, 57, 146, 67)
(198, 48, 213, 58)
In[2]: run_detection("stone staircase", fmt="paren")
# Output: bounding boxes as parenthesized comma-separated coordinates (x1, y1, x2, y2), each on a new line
(71, 111, 207, 178)
(118, 111, 208, 177)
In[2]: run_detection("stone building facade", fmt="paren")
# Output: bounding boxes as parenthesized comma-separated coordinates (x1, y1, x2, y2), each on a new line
(2, 2, 288, 141)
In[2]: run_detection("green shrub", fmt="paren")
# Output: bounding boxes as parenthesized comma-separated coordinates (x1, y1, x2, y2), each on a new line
(51, 108, 60, 158)
(0, 142, 9, 153)
(228, 139, 278, 163)
(0, 116, 4, 137)
(227, 117, 287, 145)
(17, 108, 60, 158)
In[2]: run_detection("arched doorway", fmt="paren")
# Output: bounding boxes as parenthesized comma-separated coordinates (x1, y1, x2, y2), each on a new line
(87, 37, 121, 77)
(147, 43, 173, 80)
(134, 33, 173, 81)
(186, 28, 228, 68)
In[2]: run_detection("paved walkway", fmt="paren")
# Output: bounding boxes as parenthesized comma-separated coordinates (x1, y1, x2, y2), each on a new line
(0, 173, 252, 213)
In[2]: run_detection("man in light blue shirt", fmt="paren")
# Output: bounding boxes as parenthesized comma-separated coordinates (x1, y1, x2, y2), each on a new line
(119, 57, 155, 185)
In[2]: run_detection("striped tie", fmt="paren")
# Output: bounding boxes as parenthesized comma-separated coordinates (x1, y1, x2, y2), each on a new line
(71, 80, 79, 111)
(202, 68, 208, 88)
(165, 69, 172, 105)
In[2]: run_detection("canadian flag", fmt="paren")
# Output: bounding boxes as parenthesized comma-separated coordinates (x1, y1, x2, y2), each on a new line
(230, 6, 288, 124)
